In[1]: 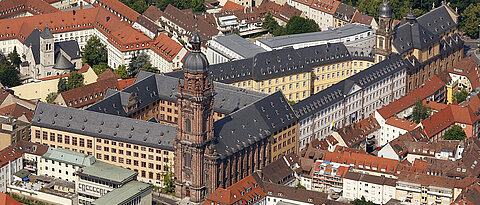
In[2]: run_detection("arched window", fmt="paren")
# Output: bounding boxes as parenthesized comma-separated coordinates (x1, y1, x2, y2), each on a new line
(185, 119, 191, 133)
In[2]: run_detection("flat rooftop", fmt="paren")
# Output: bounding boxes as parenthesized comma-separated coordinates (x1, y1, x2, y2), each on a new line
(212, 34, 266, 58)
(256, 24, 372, 48)
(93, 181, 152, 205)
(78, 161, 137, 184)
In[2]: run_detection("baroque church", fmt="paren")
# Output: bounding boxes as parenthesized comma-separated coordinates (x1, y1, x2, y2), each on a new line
(174, 33, 297, 202)
(375, 0, 463, 92)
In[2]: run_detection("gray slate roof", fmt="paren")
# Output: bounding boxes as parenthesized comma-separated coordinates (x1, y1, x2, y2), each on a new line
(78, 161, 137, 184)
(40, 26, 53, 39)
(53, 54, 74, 70)
(256, 24, 371, 49)
(213, 91, 297, 158)
(55, 40, 82, 60)
(293, 54, 412, 120)
(393, 5, 457, 54)
(24, 28, 41, 64)
(87, 71, 267, 115)
(168, 42, 372, 84)
(33, 102, 177, 150)
(211, 34, 266, 59)
(23, 29, 81, 65)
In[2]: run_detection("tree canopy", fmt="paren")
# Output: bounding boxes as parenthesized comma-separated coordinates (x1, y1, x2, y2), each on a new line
(141, 62, 160, 74)
(57, 76, 68, 93)
(8, 47, 21, 68)
(263, 14, 320, 36)
(444, 125, 467, 140)
(412, 100, 432, 123)
(66, 71, 84, 90)
(82, 36, 108, 67)
(46, 92, 58, 103)
(0, 55, 20, 87)
(92, 62, 111, 75)
(128, 52, 150, 77)
(350, 196, 375, 205)
(121, 0, 205, 13)
(454, 88, 469, 103)
(459, 3, 480, 39)
(115, 65, 130, 79)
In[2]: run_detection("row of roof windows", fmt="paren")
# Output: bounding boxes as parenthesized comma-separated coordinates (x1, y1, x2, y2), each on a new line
(68, 92, 105, 106)
(97, 1, 134, 24)
(0, 5, 25, 16)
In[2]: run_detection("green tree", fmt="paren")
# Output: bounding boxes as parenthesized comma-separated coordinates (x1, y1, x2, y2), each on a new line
(128, 52, 150, 77)
(45, 92, 58, 103)
(444, 124, 467, 140)
(92, 62, 111, 75)
(454, 88, 469, 103)
(262, 12, 280, 32)
(296, 183, 306, 189)
(161, 166, 175, 195)
(82, 36, 107, 66)
(141, 62, 160, 74)
(350, 196, 375, 205)
(460, 3, 480, 39)
(357, 0, 383, 19)
(412, 99, 432, 123)
(8, 47, 21, 68)
(131, 0, 149, 14)
(155, 0, 206, 12)
(66, 71, 84, 90)
(115, 65, 130, 79)
(57, 75, 68, 93)
(0, 55, 20, 87)
(284, 16, 320, 35)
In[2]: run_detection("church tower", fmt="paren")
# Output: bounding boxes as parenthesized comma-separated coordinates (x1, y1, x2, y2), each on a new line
(40, 25, 54, 68)
(375, 0, 394, 63)
(174, 31, 215, 202)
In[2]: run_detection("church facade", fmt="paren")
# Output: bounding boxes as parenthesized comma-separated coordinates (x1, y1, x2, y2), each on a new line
(375, 1, 463, 92)
(174, 33, 298, 202)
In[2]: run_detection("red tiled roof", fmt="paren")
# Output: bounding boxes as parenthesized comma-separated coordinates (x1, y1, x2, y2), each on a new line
(38, 64, 91, 81)
(259, 0, 301, 22)
(420, 104, 474, 138)
(150, 33, 184, 62)
(92, 0, 140, 24)
(163, 5, 219, 41)
(204, 174, 265, 205)
(59, 77, 119, 108)
(385, 116, 418, 131)
(0, 0, 58, 19)
(310, 0, 340, 15)
(423, 99, 448, 111)
(0, 193, 21, 205)
(449, 56, 480, 89)
(0, 145, 23, 168)
(292, 0, 314, 7)
(351, 11, 373, 25)
(0, 6, 162, 54)
(143, 6, 164, 21)
(325, 149, 398, 174)
(221, 1, 245, 12)
(377, 75, 445, 119)
(118, 78, 136, 90)
(0, 103, 34, 122)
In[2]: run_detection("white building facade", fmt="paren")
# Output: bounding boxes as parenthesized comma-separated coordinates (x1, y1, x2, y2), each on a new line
(294, 54, 409, 151)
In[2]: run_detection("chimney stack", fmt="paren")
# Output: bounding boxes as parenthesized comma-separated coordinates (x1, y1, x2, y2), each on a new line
(80, 1, 83, 9)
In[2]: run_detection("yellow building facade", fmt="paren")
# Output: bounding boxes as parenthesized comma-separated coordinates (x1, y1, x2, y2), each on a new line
(209, 43, 374, 102)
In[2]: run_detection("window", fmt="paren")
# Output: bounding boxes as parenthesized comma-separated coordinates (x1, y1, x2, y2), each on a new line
(79, 138, 85, 147)
(87, 140, 92, 148)
(43, 132, 48, 140)
(185, 119, 191, 132)
(57, 134, 63, 143)
(72, 137, 78, 146)
(65, 136, 70, 144)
